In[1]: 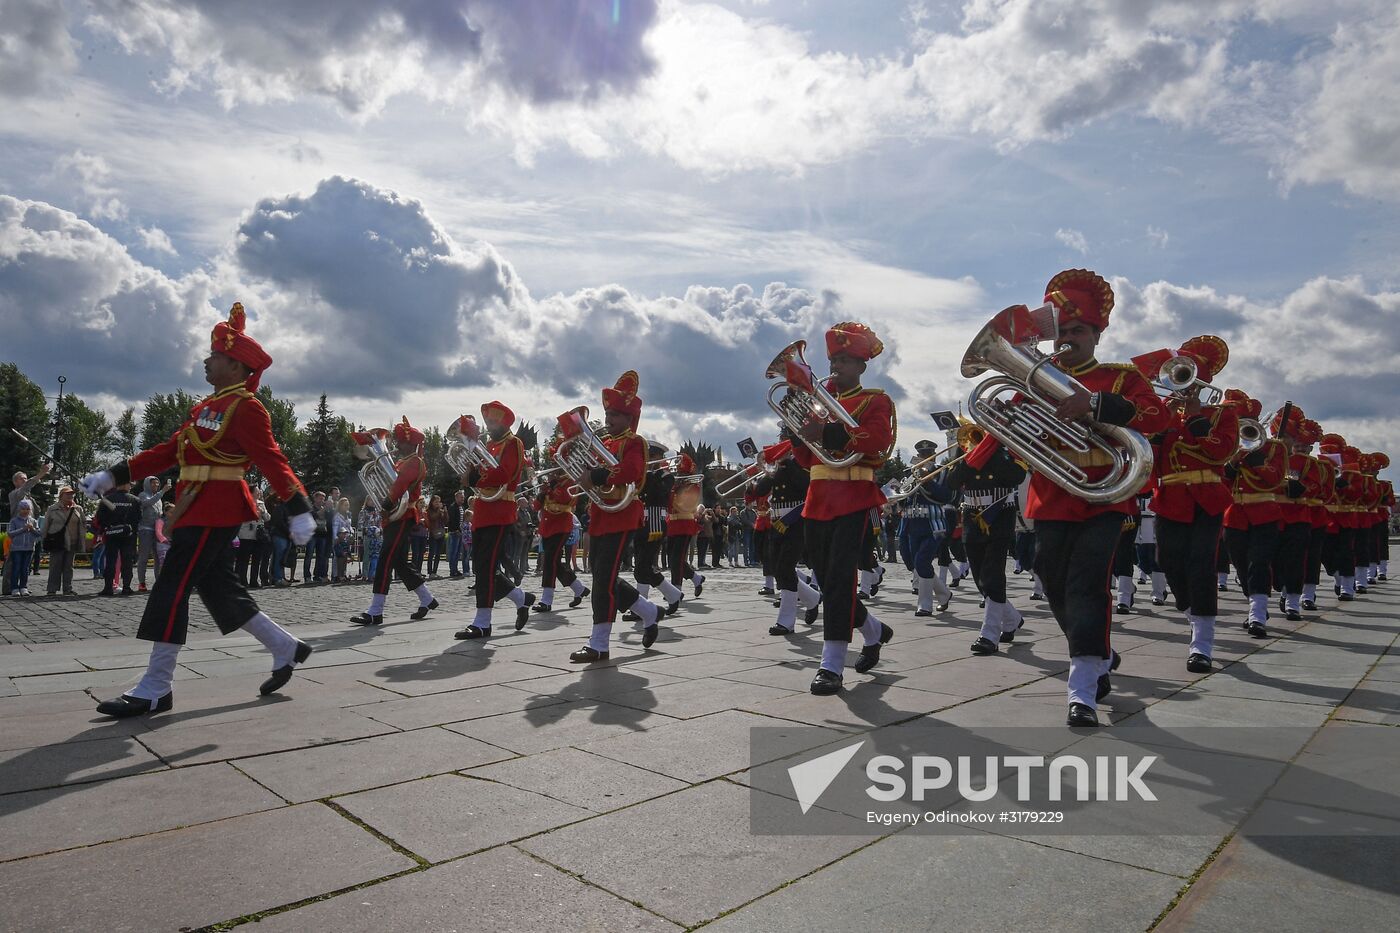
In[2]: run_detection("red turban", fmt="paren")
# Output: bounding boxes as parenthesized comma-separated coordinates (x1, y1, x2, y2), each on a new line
(481, 400, 515, 428)
(392, 416, 424, 450)
(602, 371, 643, 429)
(824, 322, 884, 361)
(1177, 335, 1229, 382)
(210, 303, 273, 392)
(1045, 269, 1114, 332)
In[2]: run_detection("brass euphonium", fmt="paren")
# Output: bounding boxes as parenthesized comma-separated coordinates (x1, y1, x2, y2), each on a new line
(1155, 355, 1224, 406)
(960, 305, 1153, 505)
(351, 428, 411, 521)
(552, 406, 637, 513)
(446, 415, 511, 502)
(764, 340, 861, 468)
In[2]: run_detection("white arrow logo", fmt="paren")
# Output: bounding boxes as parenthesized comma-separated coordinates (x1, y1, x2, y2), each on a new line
(787, 741, 866, 814)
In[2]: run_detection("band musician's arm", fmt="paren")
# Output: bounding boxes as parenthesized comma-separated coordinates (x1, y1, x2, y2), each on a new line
(1177, 405, 1239, 463)
(387, 455, 423, 504)
(1092, 371, 1172, 436)
(819, 392, 894, 456)
(231, 399, 310, 512)
(477, 437, 521, 489)
(590, 436, 645, 488)
(116, 428, 184, 488)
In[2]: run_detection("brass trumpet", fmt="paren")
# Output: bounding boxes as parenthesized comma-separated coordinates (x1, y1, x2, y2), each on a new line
(1155, 356, 1223, 406)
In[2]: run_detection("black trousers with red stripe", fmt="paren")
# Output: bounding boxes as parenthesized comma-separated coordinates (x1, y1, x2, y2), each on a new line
(1157, 508, 1223, 617)
(139, 525, 258, 645)
(1225, 523, 1279, 597)
(472, 523, 518, 608)
(771, 517, 805, 592)
(540, 532, 577, 590)
(590, 530, 641, 626)
(374, 518, 425, 597)
(1305, 526, 1327, 586)
(1273, 521, 1312, 595)
(1034, 513, 1121, 659)
(804, 509, 870, 643)
(632, 530, 664, 588)
(666, 535, 698, 586)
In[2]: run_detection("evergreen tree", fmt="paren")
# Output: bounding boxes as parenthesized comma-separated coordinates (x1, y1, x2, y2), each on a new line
(294, 395, 355, 496)
(422, 426, 459, 499)
(0, 363, 52, 518)
(114, 408, 139, 458)
(140, 390, 200, 450)
(877, 447, 908, 486)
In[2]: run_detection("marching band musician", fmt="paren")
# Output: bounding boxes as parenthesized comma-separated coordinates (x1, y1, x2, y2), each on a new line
(1359, 452, 1388, 588)
(942, 423, 1028, 654)
(895, 439, 953, 619)
(351, 417, 439, 626)
(454, 402, 537, 638)
(82, 304, 318, 717)
(1274, 413, 1324, 622)
(1355, 452, 1382, 591)
(1300, 420, 1335, 611)
(793, 322, 896, 696)
(1139, 335, 1237, 672)
(1337, 444, 1367, 596)
(1221, 390, 1287, 637)
(1317, 433, 1353, 600)
(661, 452, 705, 612)
(1012, 269, 1171, 727)
(531, 465, 589, 614)
(625, 443, 672, 619)
(751, 439, 821, 635)
(749, 485, 777, 596)
(569, 372, 666, 663)
(1375, 455, 1394, 582)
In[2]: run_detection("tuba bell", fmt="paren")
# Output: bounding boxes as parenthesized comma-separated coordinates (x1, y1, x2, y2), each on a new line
(764, 340, 862, 468)
(446, 415, 511, 502)
(959, 305, 1153, 505)
(1237, 418, 1264, 453)
(351, 428, 411, 521)
(551, 406, 637, 513)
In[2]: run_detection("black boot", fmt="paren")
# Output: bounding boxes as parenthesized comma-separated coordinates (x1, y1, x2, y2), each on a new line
(853, 623, 893, 673)
(260, 640, 314, 696)
(96, 692, 173, 718)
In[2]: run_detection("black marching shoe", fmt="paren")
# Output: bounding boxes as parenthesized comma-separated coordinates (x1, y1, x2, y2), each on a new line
(1186, 653, 1212, 674)
(1111, 649, 1122, 671)
(1285, 609, 1302, 622)
(1151, 596, 1166, 606)
(642, 621, 660, 648)
(979, 598, 986, 609)
(1339, 592, 1355, 602)
(516, 593, 536, 631)
(96, 691, 173, 718)
(914, 609, 933, 618)
(854, 623, 893, 673)
(804, 603, 821, 626)
(260, 640, 314, 696)
(454, 625, 491, 639)
(411, 598, 439, 621)
(532, 602, 552, 613)
(622, 610, 641, 622)
(350, 613, 383, 626)
(1029, 592, 1045, 601)
(569, 646, 609, 663)
(999, 615, 1026, 644)
(570, 587, 590, 608)
(810, 669, 843, 696)
(970, 637, 998, 656)
(1097, 673, 1112, 702)
(758, 587, 776, 596)
(1115, 603, 1131, 616)
(1302, 599, 1318, 611)
(1278, 596, 1287, 614)
(667, 598, 682, 616)
(769, 624, 795, 636)
(1219, 582, 1230, 592)
(1356, 584, 1368, 595)
(1066, 703, 1099, 727)
(1246, 620, 1268, 638)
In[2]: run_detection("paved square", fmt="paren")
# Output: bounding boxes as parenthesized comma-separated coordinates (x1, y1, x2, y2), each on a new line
(1, 564, 1397, 930)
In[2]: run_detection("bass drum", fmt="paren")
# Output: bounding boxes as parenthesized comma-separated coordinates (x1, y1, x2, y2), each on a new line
(673, 480, 703, 515)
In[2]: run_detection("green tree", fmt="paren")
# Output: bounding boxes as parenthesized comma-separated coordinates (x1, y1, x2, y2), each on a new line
(114, 407, 139, 458)
(422, 426, 459, 500)
(54, 394, 114, 481)
(877, 447, 908, 486)
(140, 390, 200, 450)
(0, 363, 52, 517)
(295, 395, 355, 496)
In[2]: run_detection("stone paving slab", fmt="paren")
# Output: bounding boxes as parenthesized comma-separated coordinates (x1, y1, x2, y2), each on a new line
(335, 773, 595, 862)
(0, 762, 284, 861)
(0, 562, 1394, 930)
(0, 803, 415, 932)
(233, 726, 516, 803)
(251, 845, 681, 932)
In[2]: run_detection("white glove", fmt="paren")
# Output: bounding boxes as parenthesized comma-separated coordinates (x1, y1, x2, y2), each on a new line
(79, 470, 115, 500)
(289, 512, 316, 546)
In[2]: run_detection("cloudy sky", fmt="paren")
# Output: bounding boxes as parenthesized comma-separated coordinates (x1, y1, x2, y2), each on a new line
(1, 0, 1397, 476)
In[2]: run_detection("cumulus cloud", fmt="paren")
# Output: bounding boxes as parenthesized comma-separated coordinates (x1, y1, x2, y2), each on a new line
(0, 195, 209, 396)
(84, 0, 658, 113)
(228, 176, 898, 426)
(138, 225, 177, 256)
(0, 0, 76, 99)
(50, 150, 127, 221)
(1055, 228, 1089, 255)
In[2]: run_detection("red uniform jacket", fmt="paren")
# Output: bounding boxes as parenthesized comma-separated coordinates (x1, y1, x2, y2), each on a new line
(1024, 362, 1170, 522)
(126, 383, 304, 530)
(1149, 403, 1238, 523)
(794, 384, 894, 521)
(1279, 452, 1323, 525)
(1334, 468, 1365, 529)
(471, 432, 525, 529)
(535, 474, 577, 539)
(1312, 457, 1337, 529)
(1224, 439, 1287, 529)
(385, 454, 425, 526)
(588, 431, 646, 536)
(748, 490, 772, 532)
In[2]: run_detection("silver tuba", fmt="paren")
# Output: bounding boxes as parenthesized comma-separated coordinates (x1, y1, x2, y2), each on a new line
(764, 340, 861, 468)
(446, 415, 511, 502)
(351, 428, 411, 521)
(552, 406, 637, 513)
(1155, 355, 1224, 407)
(960, 305, 1154, 505)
